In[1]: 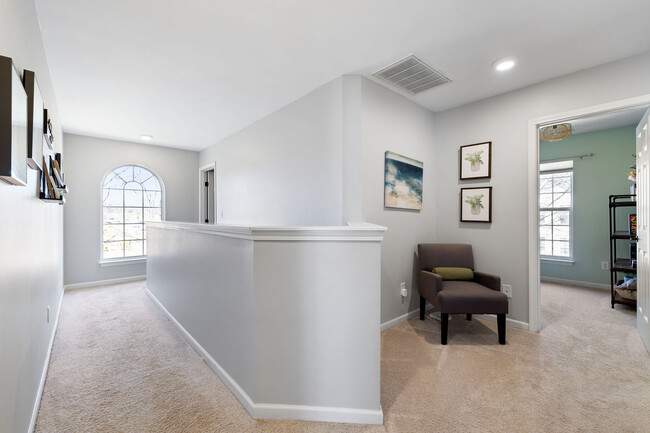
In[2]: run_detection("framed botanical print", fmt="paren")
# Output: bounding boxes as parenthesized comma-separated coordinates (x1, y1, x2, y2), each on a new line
(461, 186, 492, 223)
(460, 141, 491, 180)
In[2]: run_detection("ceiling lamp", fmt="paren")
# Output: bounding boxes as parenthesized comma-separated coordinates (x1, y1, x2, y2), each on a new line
(540, 123, 573, 142)
(492, 57, 516, 72)
(140, 134, 153, 142)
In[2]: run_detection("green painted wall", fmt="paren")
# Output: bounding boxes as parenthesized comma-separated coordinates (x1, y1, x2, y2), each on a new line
(540, 125, 636, 286)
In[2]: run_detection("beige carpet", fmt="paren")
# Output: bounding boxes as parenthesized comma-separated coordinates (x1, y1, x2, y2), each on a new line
(35, 281, 650, 432)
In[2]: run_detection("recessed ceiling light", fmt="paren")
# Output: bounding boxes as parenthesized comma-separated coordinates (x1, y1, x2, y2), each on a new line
(140, 134, 153, 142)
(492, 57, 516, 72)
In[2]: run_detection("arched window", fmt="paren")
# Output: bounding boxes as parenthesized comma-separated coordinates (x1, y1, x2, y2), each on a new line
(102, 165, 164, 260)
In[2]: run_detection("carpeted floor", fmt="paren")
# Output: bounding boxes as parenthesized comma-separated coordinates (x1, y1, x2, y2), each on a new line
(35, 281, 650, 432)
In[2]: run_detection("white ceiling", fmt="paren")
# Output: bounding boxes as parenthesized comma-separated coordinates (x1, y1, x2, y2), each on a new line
(35, 0, 650, 151)
(570, 107, 648, 135)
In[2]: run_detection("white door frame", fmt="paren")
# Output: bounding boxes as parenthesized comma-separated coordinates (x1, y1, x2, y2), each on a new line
(199, 162, 216, 224)
(527, 94, 650, 333)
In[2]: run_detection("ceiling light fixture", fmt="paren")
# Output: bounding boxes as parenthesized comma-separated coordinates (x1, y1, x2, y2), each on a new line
(492, 57, 516, 72)
(140, 134, 153, 142)
(540, 123, 573, 142)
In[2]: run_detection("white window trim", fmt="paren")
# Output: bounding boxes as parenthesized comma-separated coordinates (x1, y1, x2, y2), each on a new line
(99, 164, 166, 264)
(539, 162, 574, 261)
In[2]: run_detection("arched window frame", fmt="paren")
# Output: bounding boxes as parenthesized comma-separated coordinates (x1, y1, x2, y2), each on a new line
(100, 164, 165, 264)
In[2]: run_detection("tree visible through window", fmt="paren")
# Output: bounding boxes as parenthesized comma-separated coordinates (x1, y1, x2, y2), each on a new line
(102, 165, 163, 259)
(539, 161, 573, 259)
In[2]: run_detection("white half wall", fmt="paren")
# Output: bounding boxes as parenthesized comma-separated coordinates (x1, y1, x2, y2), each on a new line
(199, 77, 343, 226)
(433, 51, 650, 324)
(62, 134, 199, 286)
(0, 1, 65, 432)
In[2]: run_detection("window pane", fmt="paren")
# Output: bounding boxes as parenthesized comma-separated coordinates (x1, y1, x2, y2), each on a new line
(133, 166, 150, 183)
(540, 176, 553, 193)
(103, 224, 122, 243)
(540, 226, 552, 241)
(113, 166, 132, 182)
(125, 208, 143, 223)
(144, 208, 161, 222)
(103, 189, 123, 206)
(552, 176, 571, 193)
(124, 181, 143, 191)
(103, 207, 123, 225)
(540, 211, 552, 225)
(553, 192, 571, 207)
(142, 175, 161, 191)
(540, 240, 552, 256)
(144, 191, 161, 208)
(553, 211, 569, 225)
(103, 172, 125, 189)
(553, 241, 570, 257)
(103, 241, 123, 258)
(124, 189, 143, 207)
(540, 193, 553, 208)
(125, 240, 144, 257)
(125, 224, 144, 240)
(553, 226, 570, 241)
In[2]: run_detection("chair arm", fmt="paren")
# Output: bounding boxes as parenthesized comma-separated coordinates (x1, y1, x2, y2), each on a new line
(419, 270, 443, 305)
(473, 271, 501, 292)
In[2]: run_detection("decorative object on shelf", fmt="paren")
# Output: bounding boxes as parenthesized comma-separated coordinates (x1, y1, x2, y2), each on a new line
(540, 123, 573, 142)
(461, 186, 492, 223)
(459, 141, 491, 180)
(0, 55, 28, 186)
(629, 213, 637, 236)
(384, 151, 423, 210)
(39, 154, 66, 204)
(23, 70, 44, 171)
(43, 108, 54, 149)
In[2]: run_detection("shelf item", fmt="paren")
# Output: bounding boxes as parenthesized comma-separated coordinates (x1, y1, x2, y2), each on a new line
(39, 192, 65, 205)
(23, 70, 44, 171)
(609, 194, 637, 308)
(0, 55, 28, 186)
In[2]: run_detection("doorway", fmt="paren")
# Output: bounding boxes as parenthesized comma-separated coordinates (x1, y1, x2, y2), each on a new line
(527, 95, 650, 341)
(199, 162, 216, 224)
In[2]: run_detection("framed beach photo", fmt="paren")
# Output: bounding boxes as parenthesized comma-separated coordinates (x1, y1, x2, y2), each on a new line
(384, 151, 423, 210)
(460, 141, 491, 180)
(461, 186, 492, 223)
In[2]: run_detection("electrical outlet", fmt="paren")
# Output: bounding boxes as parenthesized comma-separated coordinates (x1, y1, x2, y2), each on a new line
(502, 284, 512, 298)
(47, 306, 50, 323)
(601, 261, 609, 270)
(400, 282, 407, 297)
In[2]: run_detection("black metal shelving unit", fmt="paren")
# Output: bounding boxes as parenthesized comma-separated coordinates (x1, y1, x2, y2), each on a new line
(609, 194, 637, 308)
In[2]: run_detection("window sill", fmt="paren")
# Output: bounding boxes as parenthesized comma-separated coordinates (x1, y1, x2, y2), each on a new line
(541, 257, 574, 266)
(99, 257, 146, 267)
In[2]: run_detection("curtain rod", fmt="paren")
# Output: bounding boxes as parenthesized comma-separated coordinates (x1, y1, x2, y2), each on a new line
(541, 153, 594, 163)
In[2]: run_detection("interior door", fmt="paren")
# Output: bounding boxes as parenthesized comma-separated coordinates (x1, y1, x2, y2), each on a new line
(636, 109, 650, 352)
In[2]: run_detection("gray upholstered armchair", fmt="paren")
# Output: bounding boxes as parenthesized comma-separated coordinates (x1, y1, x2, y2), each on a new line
(418, 243, 508, 345)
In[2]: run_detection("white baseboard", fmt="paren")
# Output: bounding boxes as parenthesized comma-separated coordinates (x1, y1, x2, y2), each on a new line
(146, 288, 383, 425)
(475, 314, 529, 331)
(381, 308, 421, 331)
(29, 287, 65, 433)
(64, 275, 146, 291)
(254, 403, 383, 424)
(541, 276, 609, 291)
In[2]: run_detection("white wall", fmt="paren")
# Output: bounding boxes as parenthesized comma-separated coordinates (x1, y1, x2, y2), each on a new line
(433, 51, 650, 324)
(353, 77, 438, 324)
(199, 77, 343, 226)
(0, 0, 65, 432)
(63, 134, 199, 286)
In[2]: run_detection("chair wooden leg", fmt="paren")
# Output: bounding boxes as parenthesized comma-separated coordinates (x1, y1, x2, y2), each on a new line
(466, 313, 472, 321)
(419, 295, 426, 320)
(441, 313, 449, 345)
(497, 314, 506, 345)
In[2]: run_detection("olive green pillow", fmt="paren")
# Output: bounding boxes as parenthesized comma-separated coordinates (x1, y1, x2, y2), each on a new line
(433, 267, 474, 281)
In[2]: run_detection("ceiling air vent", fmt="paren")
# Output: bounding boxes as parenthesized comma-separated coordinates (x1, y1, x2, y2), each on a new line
(373, 54, 451, 95)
